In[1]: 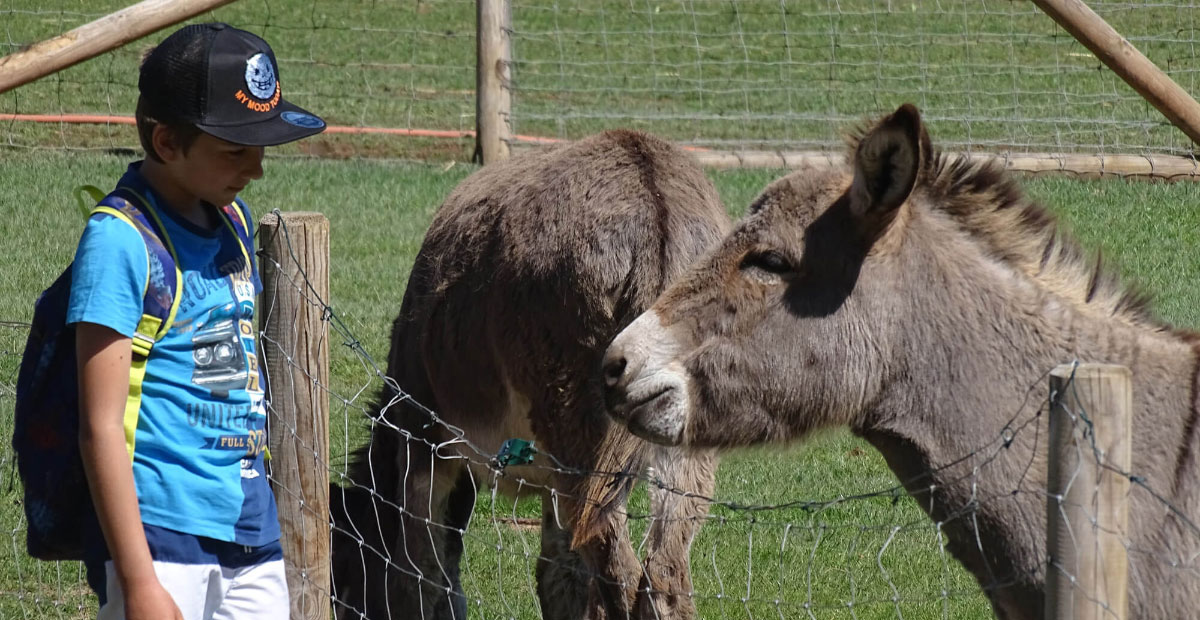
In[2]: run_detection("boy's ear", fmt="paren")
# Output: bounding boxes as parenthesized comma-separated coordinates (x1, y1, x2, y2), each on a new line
(848, 103, 927, 239)
(150, 124, 180, 162)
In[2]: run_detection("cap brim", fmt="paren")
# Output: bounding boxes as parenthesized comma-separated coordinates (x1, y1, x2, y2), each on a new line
(196, 100, 326, 147)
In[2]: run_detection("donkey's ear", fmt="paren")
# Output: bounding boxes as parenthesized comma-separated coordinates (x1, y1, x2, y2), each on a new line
(849, 103, 925, 234)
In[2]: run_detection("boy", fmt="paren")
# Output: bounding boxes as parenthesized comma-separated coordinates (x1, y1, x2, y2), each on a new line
(71, 23, 324, 619)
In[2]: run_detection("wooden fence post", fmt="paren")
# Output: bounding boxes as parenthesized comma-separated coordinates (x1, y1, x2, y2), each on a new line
(1046, 363, 1132, 620)
(259, 212, 331, 620)
(476, 0, 512, 164)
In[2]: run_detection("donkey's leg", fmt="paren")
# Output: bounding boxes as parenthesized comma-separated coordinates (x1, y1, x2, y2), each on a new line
(395, 444, 470, 620)
(431, 468, 477, 620)
(633, 446, 718, 620)
(330, 483, 390, 620)
(534, 468, 642, 619)
(533, 391, 645, 619)
(536, 497, 589, 620)
(330, 425, 412, 620)
(570, 477, 644, 620)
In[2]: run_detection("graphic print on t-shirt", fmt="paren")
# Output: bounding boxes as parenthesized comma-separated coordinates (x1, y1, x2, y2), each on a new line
(190, 301, 248, 398)
(183, 232, 268, 481)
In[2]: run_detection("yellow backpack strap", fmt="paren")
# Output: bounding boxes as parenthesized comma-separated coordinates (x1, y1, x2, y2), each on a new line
(90, 190, 182, 462)
(113, 186, 184, 342)
(74, 185, 106, 219)
(86, 205, 156, 459)
(218, 200, 254, 277)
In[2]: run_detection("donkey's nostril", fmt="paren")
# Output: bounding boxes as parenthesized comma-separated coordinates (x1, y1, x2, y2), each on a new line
(603, 356, 627, 387)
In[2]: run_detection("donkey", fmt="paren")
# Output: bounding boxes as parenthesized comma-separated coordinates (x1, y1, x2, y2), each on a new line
(331, 130, 730, 620)
(602, 104, 1200, 619)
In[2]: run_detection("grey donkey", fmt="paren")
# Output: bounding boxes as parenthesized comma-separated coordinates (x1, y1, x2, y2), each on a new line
(605, 104, 1200, 619)
(333, 130, 731, 620)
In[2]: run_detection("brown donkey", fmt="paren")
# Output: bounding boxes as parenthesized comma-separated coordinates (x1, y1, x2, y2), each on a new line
(603, 105, 1200, 619)
(332, 130, 729, 620)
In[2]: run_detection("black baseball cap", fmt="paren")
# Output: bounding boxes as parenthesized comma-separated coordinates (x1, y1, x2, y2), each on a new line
(139, 23, 326, 146)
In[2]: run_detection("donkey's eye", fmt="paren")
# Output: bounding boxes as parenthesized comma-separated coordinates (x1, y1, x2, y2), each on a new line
(740, 250, 794, 276)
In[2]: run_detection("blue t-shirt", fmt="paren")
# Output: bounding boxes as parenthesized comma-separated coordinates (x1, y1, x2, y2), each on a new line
(67, 163, 279, 547)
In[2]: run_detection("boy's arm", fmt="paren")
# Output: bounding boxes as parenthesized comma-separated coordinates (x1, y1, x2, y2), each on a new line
(76, 322, 182, 620)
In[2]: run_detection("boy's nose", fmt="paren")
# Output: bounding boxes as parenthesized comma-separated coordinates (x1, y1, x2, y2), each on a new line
(246, 148, 265, 180)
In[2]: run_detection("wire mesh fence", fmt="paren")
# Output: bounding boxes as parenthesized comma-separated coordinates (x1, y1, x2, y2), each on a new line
(3, 1, 1200, 160)
(5, 208, 1198, 619)
(507, 0, 1200, 156)
(227, 211, 1014, 619)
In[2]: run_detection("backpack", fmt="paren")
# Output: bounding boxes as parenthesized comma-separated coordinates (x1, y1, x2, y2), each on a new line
(13, 184, 253, 561)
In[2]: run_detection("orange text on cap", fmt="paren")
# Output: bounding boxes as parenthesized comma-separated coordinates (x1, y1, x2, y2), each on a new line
(234, 83, 281, 113)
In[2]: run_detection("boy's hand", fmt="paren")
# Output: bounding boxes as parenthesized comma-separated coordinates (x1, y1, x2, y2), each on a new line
(124, 577, 184, 620)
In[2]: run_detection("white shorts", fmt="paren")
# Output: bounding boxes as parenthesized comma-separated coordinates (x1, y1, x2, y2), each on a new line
(94, 557, 289, 620)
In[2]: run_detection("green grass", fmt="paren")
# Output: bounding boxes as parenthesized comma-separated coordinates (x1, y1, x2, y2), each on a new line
(3, 1, 1200, 156)
(3, 148, 1200, 618)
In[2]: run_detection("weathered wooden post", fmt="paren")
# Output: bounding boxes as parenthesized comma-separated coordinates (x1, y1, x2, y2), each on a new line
(1046, 363, 1132, 620)
(476, 0, 513, 164)
(259, 212, 331, 620)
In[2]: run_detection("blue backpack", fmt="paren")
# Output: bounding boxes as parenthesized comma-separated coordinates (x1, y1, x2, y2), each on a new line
(13, 185, 252, 560)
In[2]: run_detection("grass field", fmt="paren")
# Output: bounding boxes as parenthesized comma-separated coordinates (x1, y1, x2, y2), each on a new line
(4, 1, 1200, 618)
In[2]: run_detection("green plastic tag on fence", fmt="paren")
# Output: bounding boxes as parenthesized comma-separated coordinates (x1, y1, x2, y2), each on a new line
(496, 438, 536, 469)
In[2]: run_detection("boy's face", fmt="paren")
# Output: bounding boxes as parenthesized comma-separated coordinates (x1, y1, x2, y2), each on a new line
(159, 129, 265, 207)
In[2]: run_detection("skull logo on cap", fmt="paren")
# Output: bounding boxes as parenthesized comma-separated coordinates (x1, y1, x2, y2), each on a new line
(244, 53, 276, 100)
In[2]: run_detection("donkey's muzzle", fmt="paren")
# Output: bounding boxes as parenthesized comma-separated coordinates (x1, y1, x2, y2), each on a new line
(602, 311, 690, 445)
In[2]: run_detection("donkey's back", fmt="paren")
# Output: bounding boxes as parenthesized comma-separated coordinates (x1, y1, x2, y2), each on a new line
(334, 130, 729, 620)
(404, 130, 728, 467)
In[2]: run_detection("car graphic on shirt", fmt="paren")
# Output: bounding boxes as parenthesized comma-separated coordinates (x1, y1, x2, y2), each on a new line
(191, 302, 247, 397)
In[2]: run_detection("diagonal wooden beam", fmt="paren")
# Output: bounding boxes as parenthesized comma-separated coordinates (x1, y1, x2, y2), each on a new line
(0, 0, 238, 96)
(1033, 0, 1200, 146)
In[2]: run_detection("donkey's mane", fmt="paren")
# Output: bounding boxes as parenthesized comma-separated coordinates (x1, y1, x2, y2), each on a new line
(918, 150, 1161, 328)
(850, 120, 1156, 328)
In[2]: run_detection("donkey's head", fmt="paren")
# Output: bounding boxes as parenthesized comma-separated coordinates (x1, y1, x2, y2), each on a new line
(602, 104, 937, 447)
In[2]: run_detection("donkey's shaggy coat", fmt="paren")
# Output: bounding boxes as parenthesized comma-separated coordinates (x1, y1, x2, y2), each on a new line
(334, 130, 730, 620)
(605, 105, 1200, 619)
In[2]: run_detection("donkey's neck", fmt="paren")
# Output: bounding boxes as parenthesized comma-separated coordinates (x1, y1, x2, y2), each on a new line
(856, 236, 1198, 616)
(868, 223, 1196, 475)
